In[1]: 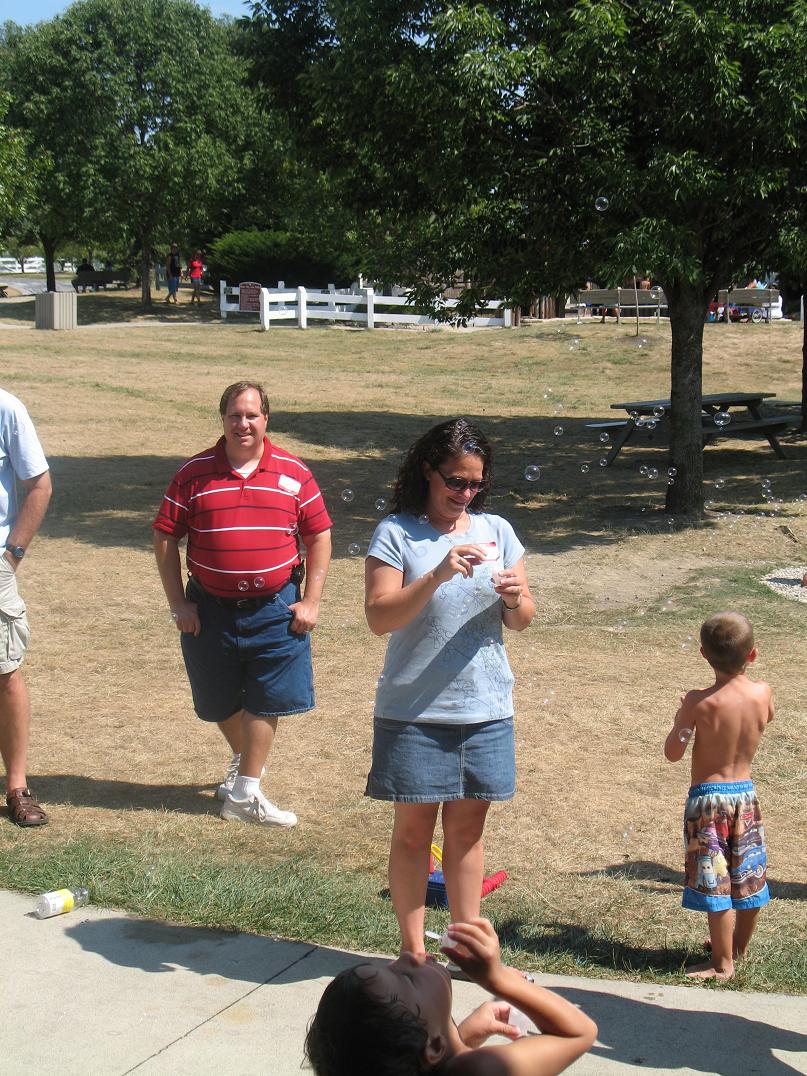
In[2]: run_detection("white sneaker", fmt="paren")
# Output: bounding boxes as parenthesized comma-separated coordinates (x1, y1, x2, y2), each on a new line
(220, 790, 297, 828)
(216, 756, 265, 801)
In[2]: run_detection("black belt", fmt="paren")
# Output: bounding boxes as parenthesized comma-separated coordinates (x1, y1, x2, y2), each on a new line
(190, 577, 291, 611)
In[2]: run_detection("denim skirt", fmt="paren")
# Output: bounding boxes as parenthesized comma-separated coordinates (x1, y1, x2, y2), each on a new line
(365, 717, 515, 803)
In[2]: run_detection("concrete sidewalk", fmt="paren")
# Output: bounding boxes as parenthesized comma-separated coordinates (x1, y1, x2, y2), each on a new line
(2, 889, 806, 1075)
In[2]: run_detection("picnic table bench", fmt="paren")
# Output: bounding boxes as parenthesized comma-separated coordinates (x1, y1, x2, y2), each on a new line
(585, 392, 798, 465)
(71, 269, 132, 291)
(0, 284, 8, 299)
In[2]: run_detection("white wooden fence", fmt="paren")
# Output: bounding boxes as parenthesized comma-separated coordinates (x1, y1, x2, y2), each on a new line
(219, 281, 513, 330)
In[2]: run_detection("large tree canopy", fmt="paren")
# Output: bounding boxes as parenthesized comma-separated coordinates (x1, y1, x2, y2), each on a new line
(7, 0, 251, 303)
(245, 0, 807, 514)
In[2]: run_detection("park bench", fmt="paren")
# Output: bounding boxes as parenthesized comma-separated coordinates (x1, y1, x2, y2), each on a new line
(71, 269, 132, 291)
(572, 287, 667, 323)
(712, 288, 780, 323)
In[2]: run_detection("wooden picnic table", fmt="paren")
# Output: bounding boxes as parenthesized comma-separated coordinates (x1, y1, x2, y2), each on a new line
(586, 391, 794, 464)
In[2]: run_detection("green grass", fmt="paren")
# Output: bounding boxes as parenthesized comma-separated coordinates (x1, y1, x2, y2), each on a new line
(4, 836, 805, 993)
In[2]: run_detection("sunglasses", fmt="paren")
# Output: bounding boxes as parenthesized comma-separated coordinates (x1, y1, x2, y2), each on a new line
(435, 468, 488, 495)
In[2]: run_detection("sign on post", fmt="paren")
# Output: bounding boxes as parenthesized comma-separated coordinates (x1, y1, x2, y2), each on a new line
(238, 282, 262, 313)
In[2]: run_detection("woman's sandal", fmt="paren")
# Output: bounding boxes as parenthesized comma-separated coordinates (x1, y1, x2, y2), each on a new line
(6, 787, 48, 827)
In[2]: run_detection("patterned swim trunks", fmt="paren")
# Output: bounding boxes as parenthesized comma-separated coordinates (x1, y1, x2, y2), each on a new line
(682, 780, 770, 912)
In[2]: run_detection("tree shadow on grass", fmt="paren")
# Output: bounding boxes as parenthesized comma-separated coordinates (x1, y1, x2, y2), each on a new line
(0, 289, 220, 325)
(37, 405, 806, 557)
(21, 773, 217, 816)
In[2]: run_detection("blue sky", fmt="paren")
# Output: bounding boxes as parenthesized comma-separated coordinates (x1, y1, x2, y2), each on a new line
(9, 0, 251, 26)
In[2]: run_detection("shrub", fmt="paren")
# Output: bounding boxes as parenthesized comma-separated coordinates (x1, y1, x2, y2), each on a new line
(206, 230, 358, 290)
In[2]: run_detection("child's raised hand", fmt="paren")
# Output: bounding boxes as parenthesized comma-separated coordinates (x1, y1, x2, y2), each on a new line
(441, 917, 504, 992)
(456, 1000, 522, 1047)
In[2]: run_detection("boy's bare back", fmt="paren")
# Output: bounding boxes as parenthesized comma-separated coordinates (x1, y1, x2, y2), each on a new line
(666, 672, 773, 784)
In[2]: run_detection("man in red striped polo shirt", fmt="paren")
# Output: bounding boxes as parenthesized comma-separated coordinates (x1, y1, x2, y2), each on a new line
(153, 381, 332, 827)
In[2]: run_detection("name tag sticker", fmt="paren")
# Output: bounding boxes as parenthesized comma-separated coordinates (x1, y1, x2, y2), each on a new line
(278, 474, 301, 494)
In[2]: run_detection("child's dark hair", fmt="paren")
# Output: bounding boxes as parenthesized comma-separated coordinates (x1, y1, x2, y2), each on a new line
(700, 611, 754, 674)
(304, 963, 443, 1076)
(390, 418, 492, 516)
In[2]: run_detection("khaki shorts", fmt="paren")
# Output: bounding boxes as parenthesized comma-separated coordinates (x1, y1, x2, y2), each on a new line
(0, 556, 29, 674)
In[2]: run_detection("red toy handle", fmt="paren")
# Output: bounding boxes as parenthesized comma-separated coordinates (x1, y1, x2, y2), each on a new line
(481, 870, 508, 897)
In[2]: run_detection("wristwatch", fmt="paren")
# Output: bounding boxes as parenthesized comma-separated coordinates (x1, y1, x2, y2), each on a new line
(5, 543, 25, 561)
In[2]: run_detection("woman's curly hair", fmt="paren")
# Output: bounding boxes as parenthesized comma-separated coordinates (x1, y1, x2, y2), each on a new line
(389, 418, 493, 516)
(304, 964, 448, 1076)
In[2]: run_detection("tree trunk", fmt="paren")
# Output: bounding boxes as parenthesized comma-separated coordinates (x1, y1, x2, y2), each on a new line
(664, 280, 710, 517)
(553, 293, 566, 319)
(140, 239, 152, 307)
(41, 234, 58, 293)
(802, 302, 806, 432)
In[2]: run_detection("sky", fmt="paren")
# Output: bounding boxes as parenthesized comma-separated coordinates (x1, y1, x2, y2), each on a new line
(8, 0, 251, 26)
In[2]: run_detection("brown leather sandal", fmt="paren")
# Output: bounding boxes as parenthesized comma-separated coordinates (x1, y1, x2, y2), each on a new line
(6, 787, 48, 827)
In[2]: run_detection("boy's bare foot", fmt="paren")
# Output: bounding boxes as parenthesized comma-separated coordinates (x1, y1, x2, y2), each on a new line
(686, 960, 733, 980)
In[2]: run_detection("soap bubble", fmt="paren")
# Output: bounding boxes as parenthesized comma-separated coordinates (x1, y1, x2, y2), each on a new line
(667, 467, 677, 477)
(649, 286, 662, 300)
(704, 499, 715, 510)
(639, 464, 648, 476)
(714, 477, 726, 490)
(568, 337, 580, 352)
(286, 522, 299, 536)
(553, 402, 565, 415)
(667, 478, 675, 486)
(713, 411, 731, 428)
(553, 425, 564, 437)
(645, 419, 657, 431)
(666, 517, 675, 528)
(679, 727, 693, 743)
(598, 457, 608, 467)
(238, 580, 249, 592)
(341, 488, 355, 503)
(418, 513, 429, 524)
(647, 467, 659, 479)
(524, 464, 541, 482)
(599, 431, 610, 443)
(594, 195, 609, 211)
(254, 576, 265, 589)
(580, 463, 590, 474)
(638, 336, 649, 349)
(413, 545, 428, 558)
(348, 542, 362, 556)
(653, 406, 665, 419)
(374, 497, 388, 512)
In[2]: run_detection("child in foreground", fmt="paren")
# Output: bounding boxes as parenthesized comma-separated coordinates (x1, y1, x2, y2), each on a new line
(664, 611, 774, 979)
(304, 917, 597, 1075)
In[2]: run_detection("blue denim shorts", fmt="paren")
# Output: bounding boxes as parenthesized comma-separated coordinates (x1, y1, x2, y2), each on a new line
(365, 717, 515, 803)
(167, 275, 180, 295)
(180, 578, 314, 722)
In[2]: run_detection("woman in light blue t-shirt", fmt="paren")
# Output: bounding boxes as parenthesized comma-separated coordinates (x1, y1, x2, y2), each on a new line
(365, 418, 536, 953)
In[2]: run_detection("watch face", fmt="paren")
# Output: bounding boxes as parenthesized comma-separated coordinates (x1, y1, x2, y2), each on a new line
(6, 545, 24, 559)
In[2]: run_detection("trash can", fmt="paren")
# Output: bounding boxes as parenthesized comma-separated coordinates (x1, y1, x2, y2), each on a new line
(35, 290, 77, 330)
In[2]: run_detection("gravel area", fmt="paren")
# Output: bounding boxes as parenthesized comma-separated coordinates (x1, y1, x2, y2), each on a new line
(762, 566, 807, 603)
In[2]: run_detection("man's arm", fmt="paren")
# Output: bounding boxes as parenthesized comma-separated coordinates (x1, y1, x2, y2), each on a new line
(4, 470, 52, 570)
(288, 528, 331, 634)
(152, 530, 200, 635)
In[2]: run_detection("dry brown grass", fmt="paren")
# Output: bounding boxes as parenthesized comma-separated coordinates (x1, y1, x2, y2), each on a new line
(1, 300, 805, 985)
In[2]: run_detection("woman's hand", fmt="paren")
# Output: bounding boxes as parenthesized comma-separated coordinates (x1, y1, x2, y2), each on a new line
(457, 1000, 522, 1047)
(432, 543, 492, 585)
(493, 569, 523, 609)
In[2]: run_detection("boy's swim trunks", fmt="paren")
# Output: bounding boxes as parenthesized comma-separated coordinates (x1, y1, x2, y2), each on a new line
(682, 780, 770, 912)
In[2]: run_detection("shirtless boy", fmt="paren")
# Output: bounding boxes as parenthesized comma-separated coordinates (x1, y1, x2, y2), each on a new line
(664, 611, 774, 979)
(305, 917, 597, 1075)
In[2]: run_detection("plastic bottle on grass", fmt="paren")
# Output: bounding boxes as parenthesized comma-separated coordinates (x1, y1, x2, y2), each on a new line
(35, 887, 89, 919)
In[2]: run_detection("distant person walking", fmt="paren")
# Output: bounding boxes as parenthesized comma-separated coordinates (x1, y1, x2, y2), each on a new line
(188, 249, 204, 306)
(165, 243, 181, 304)
(0, 389, 52, 827)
